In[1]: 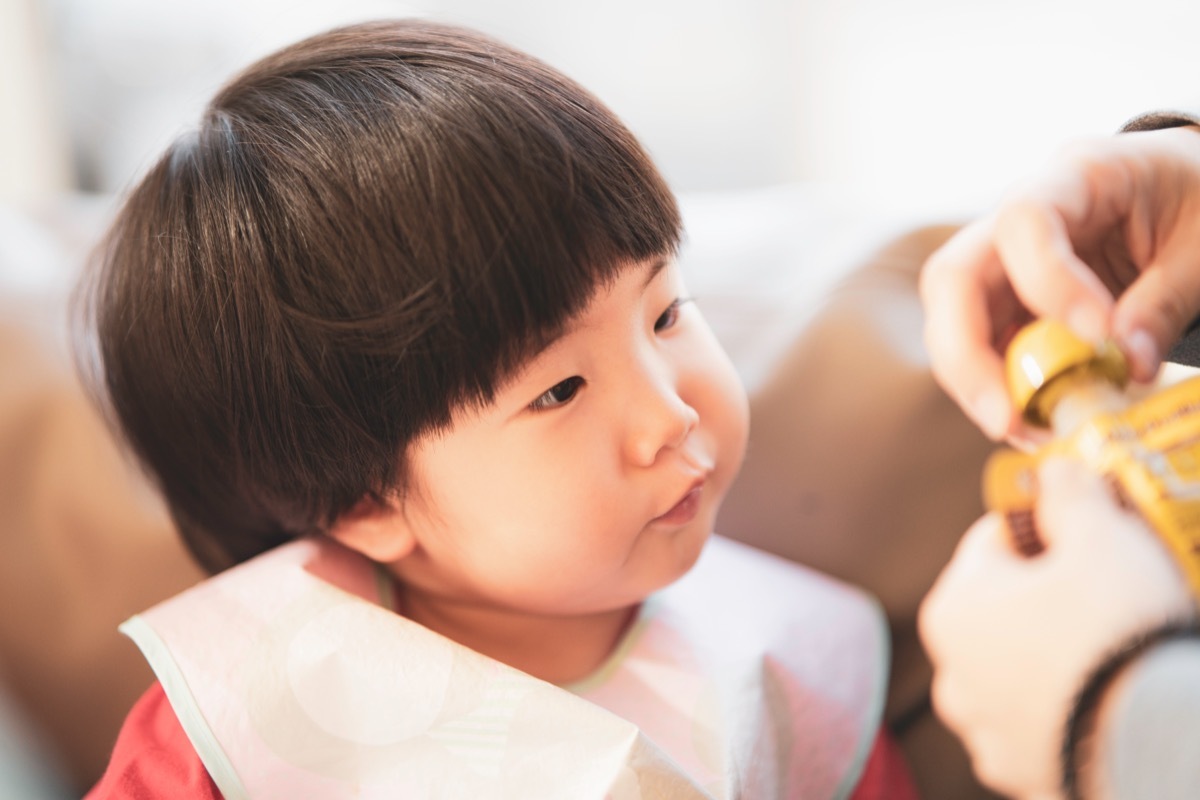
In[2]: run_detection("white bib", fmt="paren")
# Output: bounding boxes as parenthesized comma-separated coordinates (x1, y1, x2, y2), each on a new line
(122, 535, 888, 799)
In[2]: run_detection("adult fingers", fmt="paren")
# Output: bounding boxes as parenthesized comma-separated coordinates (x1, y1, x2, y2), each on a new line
(992, 195, 1116, 344)
(1112, 267, 1200, 380)
(920, 219, 1017, 439)
(928, 671, 969, 740)
(919, 513, 1013, 662)
(1033, 457, 1125, 550)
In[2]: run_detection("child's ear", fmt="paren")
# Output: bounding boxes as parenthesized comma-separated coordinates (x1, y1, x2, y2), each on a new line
(327, 494, 416, 563)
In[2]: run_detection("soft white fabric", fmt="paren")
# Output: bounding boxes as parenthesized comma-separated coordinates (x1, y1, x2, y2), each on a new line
(124, 535, 888, 799)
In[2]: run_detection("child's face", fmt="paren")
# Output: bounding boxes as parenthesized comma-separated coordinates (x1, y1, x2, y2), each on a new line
(384, 257, 749, 615)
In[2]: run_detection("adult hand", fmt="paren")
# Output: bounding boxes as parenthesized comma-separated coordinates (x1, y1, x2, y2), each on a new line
(920, 125, 1200, 442)
(919, 458, 1193, 799)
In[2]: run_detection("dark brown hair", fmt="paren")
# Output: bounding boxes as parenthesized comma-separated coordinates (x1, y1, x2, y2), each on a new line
(78, 19, 681, 572)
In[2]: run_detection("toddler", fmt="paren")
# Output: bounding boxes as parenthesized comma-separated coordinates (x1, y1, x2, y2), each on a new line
(83, 20, 914, 799)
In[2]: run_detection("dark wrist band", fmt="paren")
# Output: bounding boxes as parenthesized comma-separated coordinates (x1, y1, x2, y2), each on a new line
(1061, 620, 1200, 800)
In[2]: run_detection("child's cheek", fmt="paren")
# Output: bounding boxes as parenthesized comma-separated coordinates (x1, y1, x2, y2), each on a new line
(706, 343, 751, 480)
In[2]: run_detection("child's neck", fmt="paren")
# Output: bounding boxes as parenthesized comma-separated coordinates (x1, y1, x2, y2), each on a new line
(397, 587, 637, 686)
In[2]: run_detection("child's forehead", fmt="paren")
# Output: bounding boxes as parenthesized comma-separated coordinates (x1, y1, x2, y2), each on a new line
(514, 255, 672, 359)
(437, 254, 677, 426)
(550, 255, 669, 334)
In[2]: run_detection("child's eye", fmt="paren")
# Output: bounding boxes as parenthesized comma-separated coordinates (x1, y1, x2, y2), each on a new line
(529, 376, 585, 411)
(654, 297, 693, 332)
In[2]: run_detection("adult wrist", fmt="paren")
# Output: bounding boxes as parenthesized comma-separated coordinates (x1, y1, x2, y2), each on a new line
(1062, 620, 1200, 800)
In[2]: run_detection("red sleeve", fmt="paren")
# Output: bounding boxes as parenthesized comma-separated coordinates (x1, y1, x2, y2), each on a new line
(84, 681, 222, 799)
(849, 726, 919, 800)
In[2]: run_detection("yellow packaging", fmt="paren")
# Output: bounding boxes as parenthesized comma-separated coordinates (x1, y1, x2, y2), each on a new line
(982, 321, 1200, 596)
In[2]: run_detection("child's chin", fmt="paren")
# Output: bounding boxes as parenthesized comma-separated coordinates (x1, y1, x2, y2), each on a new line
(665, 525, 713, 579)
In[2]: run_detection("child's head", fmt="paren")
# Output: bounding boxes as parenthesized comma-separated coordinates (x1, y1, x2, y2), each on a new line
(85, 19, 748, 606)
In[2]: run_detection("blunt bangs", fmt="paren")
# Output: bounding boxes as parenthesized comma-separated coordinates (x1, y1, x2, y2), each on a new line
(82, 20, 680, 571)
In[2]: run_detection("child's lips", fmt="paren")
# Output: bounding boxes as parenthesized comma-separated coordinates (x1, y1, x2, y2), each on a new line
(651, 481, 705, 526)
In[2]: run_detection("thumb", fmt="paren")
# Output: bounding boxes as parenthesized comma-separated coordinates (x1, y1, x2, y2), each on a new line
(1034, 457, 1125, 550)
(1112, 264, 1200, 381)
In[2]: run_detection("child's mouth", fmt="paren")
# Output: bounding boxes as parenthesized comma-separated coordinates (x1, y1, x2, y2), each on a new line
(651, 482, 705, 526)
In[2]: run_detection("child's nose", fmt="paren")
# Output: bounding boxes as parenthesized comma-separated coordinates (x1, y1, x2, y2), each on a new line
(624, 375, 699, 468)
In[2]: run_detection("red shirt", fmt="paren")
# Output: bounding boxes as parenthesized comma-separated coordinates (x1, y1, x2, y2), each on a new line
(85, 683, 220, 800)
(88, 682, 917, 799)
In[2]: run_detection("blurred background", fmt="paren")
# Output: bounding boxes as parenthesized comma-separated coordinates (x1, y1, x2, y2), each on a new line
(7, 0, 1200, 210)
(4, 1, 1200, 798)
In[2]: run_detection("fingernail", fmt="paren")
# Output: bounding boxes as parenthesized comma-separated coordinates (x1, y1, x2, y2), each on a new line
(1009, 427, 1051, 453)
(1120, 328, 1160, 378)
(1067, 304, 1106, 344)
(974, 386, 1012, 440)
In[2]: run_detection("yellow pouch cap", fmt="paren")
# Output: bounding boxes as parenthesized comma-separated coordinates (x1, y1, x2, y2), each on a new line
(1005, 320, 1129, 427)
(986, 319, 1200, 598)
